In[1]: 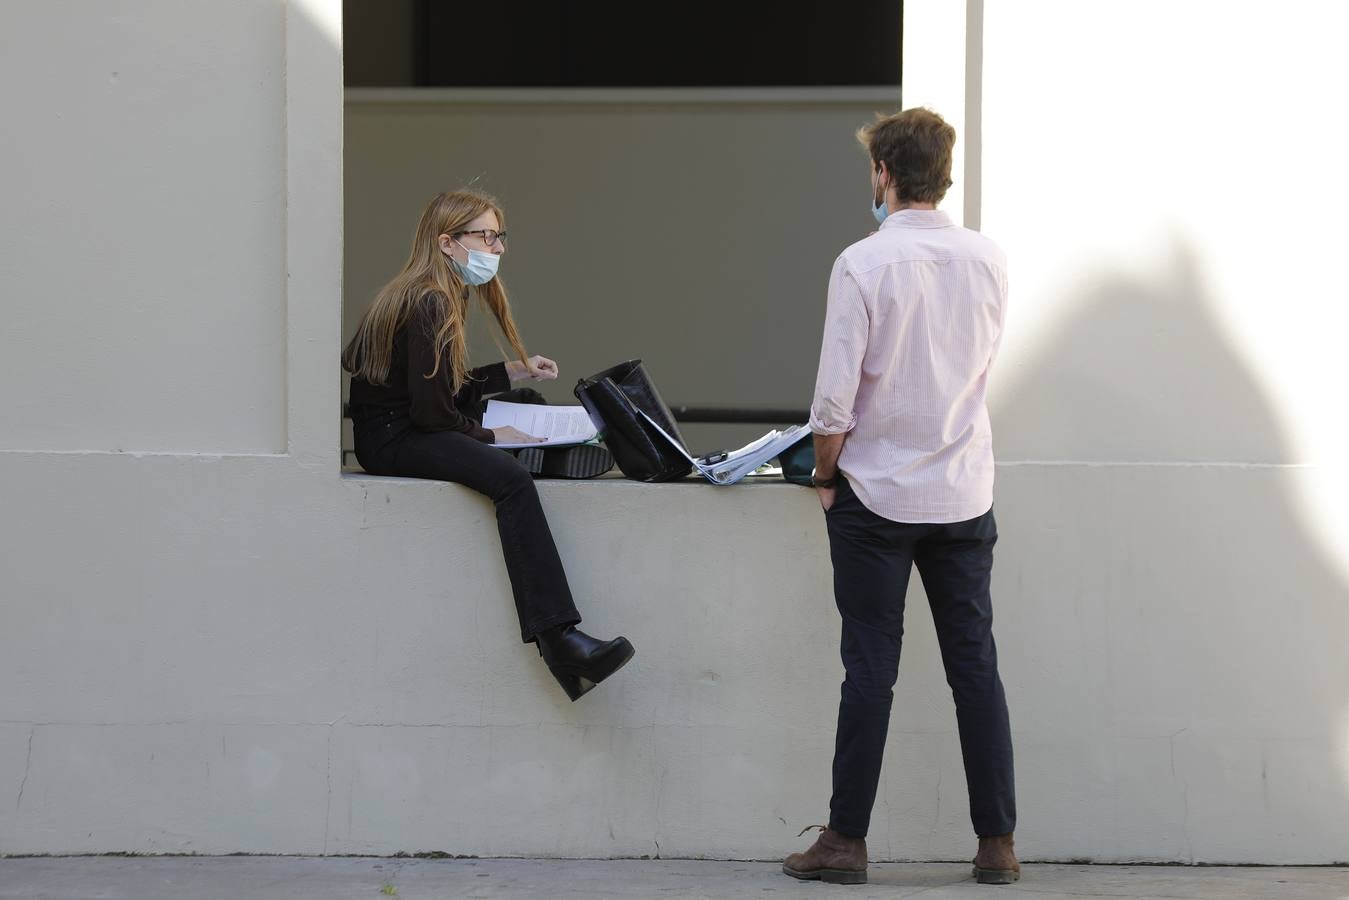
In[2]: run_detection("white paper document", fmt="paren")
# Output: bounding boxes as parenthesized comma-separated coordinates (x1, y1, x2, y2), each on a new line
(482, 400, 601, 449)
(636, 408, 809, 485)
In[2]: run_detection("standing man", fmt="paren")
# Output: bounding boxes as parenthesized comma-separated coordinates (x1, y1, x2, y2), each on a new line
(782, 108, 1018, 886)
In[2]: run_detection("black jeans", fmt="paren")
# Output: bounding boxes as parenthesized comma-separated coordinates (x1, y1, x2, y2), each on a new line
(353, 397, 581, 644)
(825, 476, 1015, 839)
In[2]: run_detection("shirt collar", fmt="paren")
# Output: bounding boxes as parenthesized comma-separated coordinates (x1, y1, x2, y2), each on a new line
(879, 208, 953, 229)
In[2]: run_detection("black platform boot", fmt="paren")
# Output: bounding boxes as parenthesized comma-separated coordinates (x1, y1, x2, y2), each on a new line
(514, 445, 614, 479)
(535, 625, 635, 701)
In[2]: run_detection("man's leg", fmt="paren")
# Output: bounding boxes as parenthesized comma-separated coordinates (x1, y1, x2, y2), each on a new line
(913, 508, 1016, 838)
(825, 479, 920, 838)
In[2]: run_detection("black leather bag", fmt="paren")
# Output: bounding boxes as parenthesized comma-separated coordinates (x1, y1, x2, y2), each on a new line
(574, 360, 693, 482)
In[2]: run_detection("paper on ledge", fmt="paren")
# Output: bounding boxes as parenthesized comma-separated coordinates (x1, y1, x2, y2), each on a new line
(482, 400, 601, 449)
(635, 407, 809, 485)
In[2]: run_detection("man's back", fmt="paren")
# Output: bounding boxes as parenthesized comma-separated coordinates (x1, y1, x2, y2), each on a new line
(810, 208, 1007, 523)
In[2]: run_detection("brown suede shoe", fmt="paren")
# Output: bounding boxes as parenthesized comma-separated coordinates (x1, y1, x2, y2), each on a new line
(972, 833, 1020, 885)
(782, 825, 867, 885)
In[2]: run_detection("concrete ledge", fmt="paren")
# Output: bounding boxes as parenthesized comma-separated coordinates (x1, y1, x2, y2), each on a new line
(4, 858, 1347, 900)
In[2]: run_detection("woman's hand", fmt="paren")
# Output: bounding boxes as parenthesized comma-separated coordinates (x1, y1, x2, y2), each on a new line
(506, 356, 559, 382)
(491, 426, 544, 445)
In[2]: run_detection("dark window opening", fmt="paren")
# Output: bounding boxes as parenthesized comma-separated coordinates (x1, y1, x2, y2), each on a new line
(345, 1, 902, 88)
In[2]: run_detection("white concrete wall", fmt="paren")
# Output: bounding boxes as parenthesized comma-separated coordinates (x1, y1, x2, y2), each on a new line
(0, 2, 288, 454)
(2, 0, 1347, 866)
(905, 0, 1349, 863)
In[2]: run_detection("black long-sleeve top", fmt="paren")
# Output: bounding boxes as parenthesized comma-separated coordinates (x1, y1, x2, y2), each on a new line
(348, 293, 510, 443)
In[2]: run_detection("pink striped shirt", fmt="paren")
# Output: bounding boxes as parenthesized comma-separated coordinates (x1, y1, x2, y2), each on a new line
(809, 209, 1007, 524)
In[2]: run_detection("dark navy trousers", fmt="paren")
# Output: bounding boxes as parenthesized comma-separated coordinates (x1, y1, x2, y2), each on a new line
(825, 476, 1016, 839)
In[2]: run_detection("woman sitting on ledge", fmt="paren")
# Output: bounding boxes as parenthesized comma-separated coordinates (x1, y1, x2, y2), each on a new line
(342, 189, 634, 701)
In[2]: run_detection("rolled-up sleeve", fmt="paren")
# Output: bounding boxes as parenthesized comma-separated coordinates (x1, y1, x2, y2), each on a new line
(809, 255, 869, 435)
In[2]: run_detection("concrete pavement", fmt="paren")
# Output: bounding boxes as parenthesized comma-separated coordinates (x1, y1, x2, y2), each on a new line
(1, 857, 1346, 900)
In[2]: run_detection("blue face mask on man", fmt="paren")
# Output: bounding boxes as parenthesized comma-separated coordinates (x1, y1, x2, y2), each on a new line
(450, 240, 500, 286)
(871, 169, 890, 226)
(872, 196, 890, 226)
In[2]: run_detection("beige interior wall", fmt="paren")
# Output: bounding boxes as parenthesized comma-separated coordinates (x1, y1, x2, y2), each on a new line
(343, 88, 901, 450)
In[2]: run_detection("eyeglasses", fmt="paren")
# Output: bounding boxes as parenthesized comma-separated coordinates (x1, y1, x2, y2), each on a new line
(454, 229, 508, 249)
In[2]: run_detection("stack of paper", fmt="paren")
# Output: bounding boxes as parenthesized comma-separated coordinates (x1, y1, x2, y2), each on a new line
(482, 400, 601, 449)
(637, 408, 809, 486)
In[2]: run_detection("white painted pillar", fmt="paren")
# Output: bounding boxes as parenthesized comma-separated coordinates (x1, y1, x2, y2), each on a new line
(900, 0, 982, 228)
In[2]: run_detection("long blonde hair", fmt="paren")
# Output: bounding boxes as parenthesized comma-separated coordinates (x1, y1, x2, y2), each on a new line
(342, 190, 527, 393)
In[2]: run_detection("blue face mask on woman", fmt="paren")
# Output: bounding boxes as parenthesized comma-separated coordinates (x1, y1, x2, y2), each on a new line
(450, 241, 500, 286)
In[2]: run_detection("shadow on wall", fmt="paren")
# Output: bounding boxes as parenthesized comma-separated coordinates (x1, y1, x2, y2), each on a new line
(989, 240, 1349, 862)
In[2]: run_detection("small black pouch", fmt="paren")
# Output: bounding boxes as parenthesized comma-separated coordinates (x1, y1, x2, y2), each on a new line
(777, 431, 816, 485)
